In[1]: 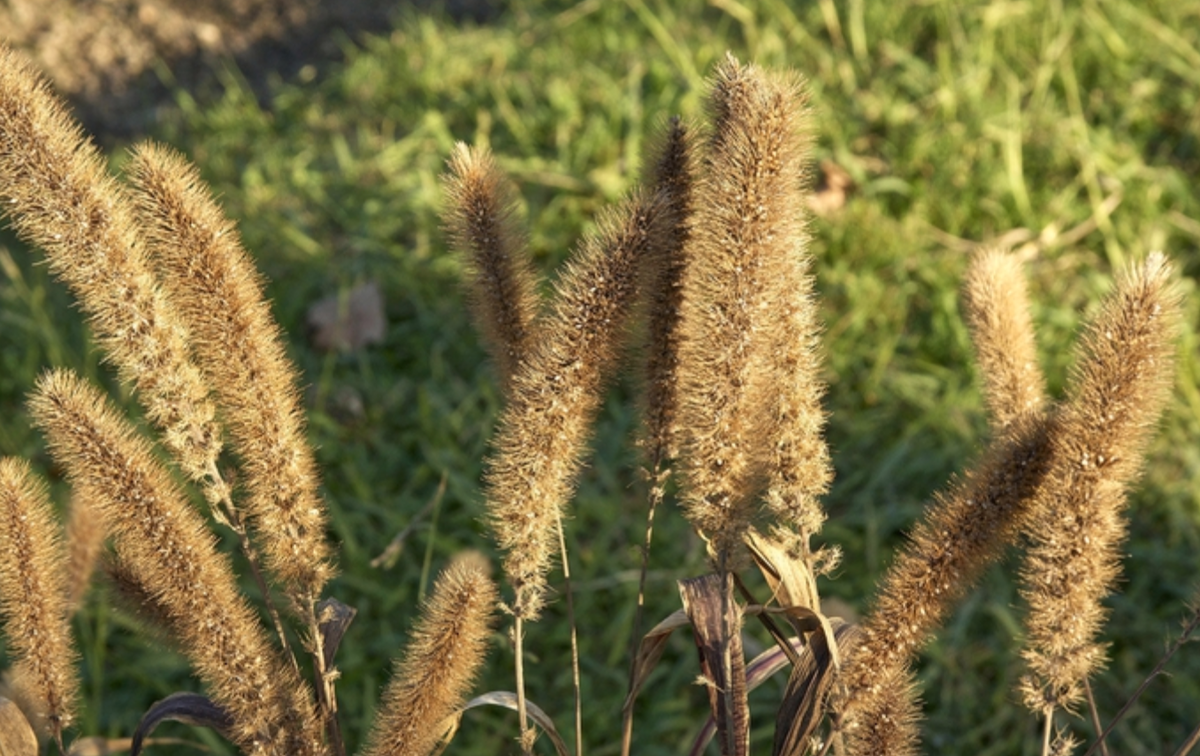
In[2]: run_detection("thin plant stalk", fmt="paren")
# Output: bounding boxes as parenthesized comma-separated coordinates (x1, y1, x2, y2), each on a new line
(308, 598, 344, 756)
(1083, 680, 1109, 756)
(1079, 602, 1200, 756)
(621, 458, 668, 756)
(556, 513, 583, 756)
(514, 614, 533, 755)
(1173, 723, 1200, 756)
(205, 460, 300, 680)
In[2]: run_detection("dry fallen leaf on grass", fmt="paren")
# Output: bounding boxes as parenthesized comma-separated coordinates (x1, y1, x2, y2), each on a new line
(306, 280, 387, 352)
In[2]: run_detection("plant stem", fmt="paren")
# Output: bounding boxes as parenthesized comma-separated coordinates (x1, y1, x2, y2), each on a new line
(1084, 679, 1110, 756)
(207, 462, 299, 678)
(556, 512, 583, 756)
(622, 457, 668, 756)
(308, 597, 345, 756)
(1172, 722, 1200, 756)
(1081, 603, 1200, 756)
(514, 611, 533, 756)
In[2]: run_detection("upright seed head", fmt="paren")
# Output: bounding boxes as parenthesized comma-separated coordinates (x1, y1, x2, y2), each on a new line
(29, 370, 327, 756)
(485, 190, 667, 619)
(443, 142, 541, 395)
(676, 54, 817, 564)
(639, 117, 696, 463)
(63, 486, 106, 611)
(128, 142, 333, 605)
(0, 459, 79, 748)
(362, 556, 498, 756)
(962, 248, 1046, 428)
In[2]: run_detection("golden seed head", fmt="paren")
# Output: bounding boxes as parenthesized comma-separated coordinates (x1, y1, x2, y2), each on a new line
(443, 142, 541, 394)
(0, 44, 222, 484)
(28, 370, 326, 755)
(1018, 254, 1180, 712)
(0, 458, 79, 746)
(676, 54, 822, 564)
(129, 142, 334, 604)
(962, 248, 1046, 428)
(363, 557, 497, 756)
(486, 190, 667, 619)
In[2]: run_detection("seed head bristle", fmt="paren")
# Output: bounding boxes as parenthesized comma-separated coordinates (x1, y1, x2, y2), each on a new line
(676, 54, 817, 564)
(842, 665, 920, 756)
(639, 116, 696, 463)
(962, 248, 1046, 428)
(485, 190, 667, 619)
(362, 556, 497, 756)
(64, 486, 106, 611)
(1019, 253, 1181, 713)
(839, 410, 1055, 722)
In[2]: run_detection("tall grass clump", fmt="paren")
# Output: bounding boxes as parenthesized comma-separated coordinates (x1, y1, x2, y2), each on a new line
(2, 3, 1200, 756)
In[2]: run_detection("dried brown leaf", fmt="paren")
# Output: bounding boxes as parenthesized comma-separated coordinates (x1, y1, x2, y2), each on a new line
(306, 281, 387, 352)
(679, 574, 748, 756)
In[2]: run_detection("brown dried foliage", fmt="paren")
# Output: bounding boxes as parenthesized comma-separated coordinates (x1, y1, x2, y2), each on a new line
(444, 142, 541, 394)
(362, 557, 497, 756)
(0, 44, 221, 485)
(128, 142, 333, 604)
(29, 371, 327, 756)
(1019, 253, 1180, 713)
(0, 459, 78, 746)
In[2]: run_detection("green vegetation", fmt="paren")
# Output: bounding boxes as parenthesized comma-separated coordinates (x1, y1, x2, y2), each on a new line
(2, 0, 1199, 753)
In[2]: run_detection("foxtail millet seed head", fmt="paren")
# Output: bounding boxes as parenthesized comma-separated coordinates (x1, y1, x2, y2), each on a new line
(485, 189, 668, 620)
(362, 556, 497, 756)
(1018, 253, 1181, 713)
(63, 487, 106, 611)
(842, 664, 920, 756)
(128, 142, 334, 605)
(639, 117, 696, 464)
(443, 142, 541, 395)
(0, 44, 222, 486)
(676, 54, 816, 564)
(0, 459, 79, 748)
(962, 248, 1046, 428)
(838, 409, 1056, 719)
(29, 370, 327, 756)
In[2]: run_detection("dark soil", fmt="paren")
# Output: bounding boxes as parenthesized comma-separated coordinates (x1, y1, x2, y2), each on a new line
(0, 0, 502, 142)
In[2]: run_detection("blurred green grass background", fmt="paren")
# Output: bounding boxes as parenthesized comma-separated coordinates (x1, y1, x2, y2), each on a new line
(2, 0, 1200, 753)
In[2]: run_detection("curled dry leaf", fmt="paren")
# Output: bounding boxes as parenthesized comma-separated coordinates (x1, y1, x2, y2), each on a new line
(130, 692, 234, 756)
(457, 692, 569, 756)
(316, 597, 357, 671)
(679, 574, 748, 756)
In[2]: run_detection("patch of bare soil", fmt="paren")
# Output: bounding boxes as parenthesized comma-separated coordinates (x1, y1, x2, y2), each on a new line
(0, 0, 499, 141)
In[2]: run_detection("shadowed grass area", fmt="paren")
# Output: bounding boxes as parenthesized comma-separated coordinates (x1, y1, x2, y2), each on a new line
(2, 0, 1200, 753)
